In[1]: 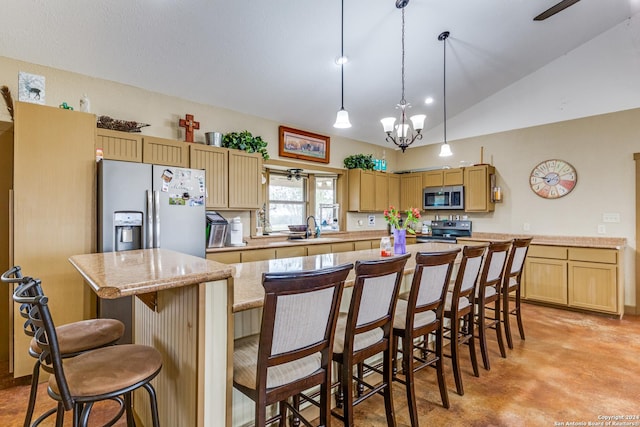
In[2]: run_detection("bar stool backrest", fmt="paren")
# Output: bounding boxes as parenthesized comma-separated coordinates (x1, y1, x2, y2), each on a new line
(258, 263, 352, 390)
(504, 237, 533, 285)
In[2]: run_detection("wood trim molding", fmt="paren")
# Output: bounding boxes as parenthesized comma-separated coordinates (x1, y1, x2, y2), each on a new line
(632, 153, 640, 314)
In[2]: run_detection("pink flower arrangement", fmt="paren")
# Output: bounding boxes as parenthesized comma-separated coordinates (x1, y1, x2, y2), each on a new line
(383, 206, 421, 234)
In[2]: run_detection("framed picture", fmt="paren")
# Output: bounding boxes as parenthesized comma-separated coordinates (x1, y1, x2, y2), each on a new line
(279, 126, 330, 164)
(18, 72, 46, 105)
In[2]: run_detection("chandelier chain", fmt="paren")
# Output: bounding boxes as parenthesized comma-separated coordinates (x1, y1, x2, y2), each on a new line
(400, 6, 406, 106)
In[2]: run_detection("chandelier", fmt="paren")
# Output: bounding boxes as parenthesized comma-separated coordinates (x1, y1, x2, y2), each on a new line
(380, 0, 425, 153)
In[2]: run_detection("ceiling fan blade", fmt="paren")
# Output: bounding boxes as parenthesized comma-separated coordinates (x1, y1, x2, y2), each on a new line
(534, 0, 581, 21)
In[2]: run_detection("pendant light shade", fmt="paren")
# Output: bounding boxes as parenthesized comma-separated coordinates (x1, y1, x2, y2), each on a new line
(438, 31, 453, 157)
(333, 0, 351, 128)
(334, 108, 351, 128)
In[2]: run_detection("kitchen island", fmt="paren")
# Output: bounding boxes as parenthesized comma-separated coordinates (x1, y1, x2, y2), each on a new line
(69, 248, 234, 427)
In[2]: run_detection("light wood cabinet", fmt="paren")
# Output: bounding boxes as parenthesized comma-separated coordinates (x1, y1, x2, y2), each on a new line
(12, 102, 96, 377)
(332, 242, 354, 253)
(142, 136, 190, 167)
(354, 240, 372, 251)
(348, 169, 376, 212)
(523, 245, 623, 316)
(400, 173, 423, 211)
(206, 251, 241, 264)
(189, 145, 229, 208)
(241, 248, 275, 262)
(388, 174, 400, 209)
(228, 150, 263, 209)
(374, 172, 389, 211)
(276, 246, 306, 258)
(464, 165, 495, 212)
(422, 168, 464, 188)
(96, 128, 143, 162)
(307, 244, 333, 255)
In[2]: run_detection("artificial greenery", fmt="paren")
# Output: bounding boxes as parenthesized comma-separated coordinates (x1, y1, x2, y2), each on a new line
(222, 130, 269, 160)
(343, 153, 376, 170)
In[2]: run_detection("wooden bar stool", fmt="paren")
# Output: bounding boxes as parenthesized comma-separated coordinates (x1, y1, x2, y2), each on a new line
(501, 237, 533, 349)
(2, 266, 125, 427)
(443, 244, 487, 396)
(392, 249, 460, 426)
(331, 253, 410, 427)
(474, 240, 512, 371)
(12, 276, 162, 427)
(233, 263, 352, 426)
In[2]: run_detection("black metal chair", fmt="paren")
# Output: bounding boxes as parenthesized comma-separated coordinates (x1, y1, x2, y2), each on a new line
(11, 275, 162, 427)
(2, 266, 126, 427)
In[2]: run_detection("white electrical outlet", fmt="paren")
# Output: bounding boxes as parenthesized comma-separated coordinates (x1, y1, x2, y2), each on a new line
(597, 224, 606, 234)
(523, 223, 530, 231)
(602, 213, 620, 223)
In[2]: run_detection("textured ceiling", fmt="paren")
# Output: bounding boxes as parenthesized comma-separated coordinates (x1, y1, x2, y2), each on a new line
(1, 0, 639, 147)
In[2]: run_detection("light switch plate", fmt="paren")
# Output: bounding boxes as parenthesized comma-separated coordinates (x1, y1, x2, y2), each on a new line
(602, 213, 620, 223)
(597, 224, 606, 234)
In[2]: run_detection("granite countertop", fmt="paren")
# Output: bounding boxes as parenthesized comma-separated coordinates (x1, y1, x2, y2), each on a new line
(232, 241, 474, 313)
(69, 248, 234, 299)
(207, 230, 390, 253)
(458, 233, 626, 249)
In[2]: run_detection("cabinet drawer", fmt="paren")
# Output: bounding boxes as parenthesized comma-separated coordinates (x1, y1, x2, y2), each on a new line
(354, 240, 372, 251)
(307, 244, 332, 255)
(331, 242, 354, 253)
(568, 248, 617, 264)
(206, 251, 241, 264)
(528, 245, 567, 260)
(276, 246, 307, 258)
(241, 248, 275, 262)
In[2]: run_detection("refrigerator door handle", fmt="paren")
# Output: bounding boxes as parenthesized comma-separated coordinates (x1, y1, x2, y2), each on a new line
(154, 190, 160, 248)
(146, 190, 153, 249)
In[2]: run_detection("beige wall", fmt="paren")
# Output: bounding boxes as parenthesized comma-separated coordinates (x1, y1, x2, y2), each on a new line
(397, 109, 638, 307)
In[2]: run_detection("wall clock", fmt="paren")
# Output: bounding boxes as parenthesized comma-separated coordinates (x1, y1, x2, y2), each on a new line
(529, 159, 577, 199)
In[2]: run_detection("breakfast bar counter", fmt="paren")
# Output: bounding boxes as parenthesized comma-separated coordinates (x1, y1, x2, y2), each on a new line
(69, 248, 235, 427)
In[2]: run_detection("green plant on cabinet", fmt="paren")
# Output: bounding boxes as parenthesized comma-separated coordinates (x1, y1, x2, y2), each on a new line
(222, 130, 269, 160)
(343, 153, 375, 170)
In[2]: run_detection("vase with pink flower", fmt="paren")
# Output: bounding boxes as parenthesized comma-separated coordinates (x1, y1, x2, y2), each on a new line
(383, 206, 421, 255)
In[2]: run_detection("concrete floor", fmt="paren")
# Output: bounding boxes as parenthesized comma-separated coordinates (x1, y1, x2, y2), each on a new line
(1, 302, 639, 426)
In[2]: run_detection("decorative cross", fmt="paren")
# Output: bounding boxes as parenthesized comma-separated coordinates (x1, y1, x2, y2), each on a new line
(179, 114, 200, 142)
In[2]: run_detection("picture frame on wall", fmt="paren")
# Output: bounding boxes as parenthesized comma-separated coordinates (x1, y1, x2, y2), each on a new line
(18, 72, 46, 105)
(279, 126, 330, 164)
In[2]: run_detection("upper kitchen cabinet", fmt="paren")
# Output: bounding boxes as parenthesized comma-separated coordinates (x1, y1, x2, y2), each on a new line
(374, 171, 389, 211)
(228, 149, 263, 209)
(388, 174, 400, 210)
(190, 145, 262, 209)
(96, 128, 143, 162)
(347, 169, 376, 212)
(464, 165, 495, 212)
(12, 102, 96, 377)
(142, 136, 189, 167)
(400, 172, 422, 210)
(189, 144, 229, 208)
(422, 168, 464, 187)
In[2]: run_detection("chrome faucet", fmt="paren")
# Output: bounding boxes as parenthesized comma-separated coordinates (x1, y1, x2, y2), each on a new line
(306, 215, 318, 239)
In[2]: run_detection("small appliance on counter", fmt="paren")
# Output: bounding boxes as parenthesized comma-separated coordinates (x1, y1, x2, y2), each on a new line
(416, 220, 472, 243)
(206, 211, 228, 248)
(227, 217, 246, 246)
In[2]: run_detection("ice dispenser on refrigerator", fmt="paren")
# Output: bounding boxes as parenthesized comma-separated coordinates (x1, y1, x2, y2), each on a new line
(114, 212, 143, 251)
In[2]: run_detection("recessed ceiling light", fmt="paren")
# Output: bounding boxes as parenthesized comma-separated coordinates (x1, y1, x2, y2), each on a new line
(335, 56, 348, 65)
(425, 96, 434, 105)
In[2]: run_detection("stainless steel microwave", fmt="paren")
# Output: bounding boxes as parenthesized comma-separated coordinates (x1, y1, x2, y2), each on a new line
(423, 185, 465, 210)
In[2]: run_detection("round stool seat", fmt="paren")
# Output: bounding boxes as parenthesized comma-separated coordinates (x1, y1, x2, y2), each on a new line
(48, 344, 162, 398)
(30, 318, 125, 356)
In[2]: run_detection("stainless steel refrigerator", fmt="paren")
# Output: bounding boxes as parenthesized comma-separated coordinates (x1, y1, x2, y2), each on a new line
(98, 159, 206, 343)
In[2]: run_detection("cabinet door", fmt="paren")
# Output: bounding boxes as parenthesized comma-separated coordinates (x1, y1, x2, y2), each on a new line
(332, 242, 354, 253)
(374, 172, 389, 211)
(276, 246, 306, 258)
(464, 165, 494, 212)
(242, 248, 275, 262)
(190, 145, 228, 208)
(13, 102, 96, 376)
(228, 150, 262, 209)
(388, 174, 400, 209)
(143, 136, 189, 167)
(206, 251, 241, 264)
(422, 170, 443, 187)
(444, 168, 464, 185)
(400, 173, 422, 211)
(347, 169, 375, 212)
(354, 240, 372, 251)
(568, 261, 618, 314)
(307, 244, 332, 255)
(524, 258, 567, 304)
(96, 128, 143, 162)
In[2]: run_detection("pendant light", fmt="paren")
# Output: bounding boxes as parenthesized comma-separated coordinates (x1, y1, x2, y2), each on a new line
(438, 31, 453, 157)
(380, 0, 425, 153)
(333, 0, 351, 128)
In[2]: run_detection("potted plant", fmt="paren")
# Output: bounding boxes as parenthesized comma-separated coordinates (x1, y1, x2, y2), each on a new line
(222, 130, 269, 160)
(343, 154, 375, 170)
(383, 206, 421, 255)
